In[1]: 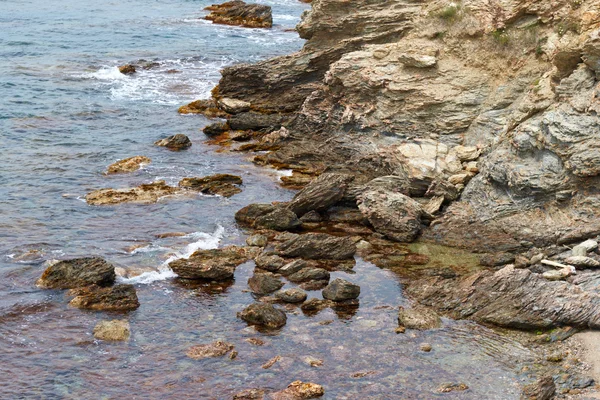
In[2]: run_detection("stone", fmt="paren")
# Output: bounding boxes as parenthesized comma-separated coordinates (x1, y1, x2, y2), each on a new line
(275, 288, 307, 303)
(398, 305, 442, 330)
(69, 284, 140, 311)
(398, 53, 437, 68)
(299, 210, 322, 223)
(203, 121, 230, 137)
(278, 260, 309, 276)
(36, 257, 116, 289)
(217, 97, 251, 114)
(275, 233, 356, 260)
(233, 388, 265, 400)
(287, 268, 330, 283)
(453, 146, 481, 162)
(154, 134, 192, 150)
(271, 381, 324, 399)
(178, 99, 228, 118)
(425, 180, 459, 202)
(572, 239, 598, 256)
(448, 173, 472, 185)
(248, 272, 284, 294)
(186, 340, 234, 359)
(170, 246, 248, 280)
(437, 383, 469, 393)
(287, 173, 355, 217)
(118, 64, 136, 74)
(204, 1, 272, 29)
(179, 174, 243, 197)
(93, 320, 131, 341)
(300, 298, 333, 313)
(521, 376, 556, 400)
(246, 234, 268, 247)
(542, 267, 573, 281)
(238, 303, 287, 328)
(322, 278, 360, 301)
(235, 203, 276, 226)
(254, 208, 301, 231)
(85, 181, 179, 205)
(106, 156, 151, 174)
(419, 343, 432, 352)
(564, 256, 600, 268)
(254, 253, 286, 272)
(357, 189, 423, 243)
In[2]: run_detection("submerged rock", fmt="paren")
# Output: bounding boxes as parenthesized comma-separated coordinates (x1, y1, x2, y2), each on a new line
(69, 284, 140, 311)
(106, 156, 151, 174)
(274, 233, 356, 260)
(397, 305, 442, 330)
(233, 388, 266, 400)
(238, 302, 287, 328)
(287, 173, 354, 217)
(248, 272, 284, 295)
(186, 340, 234, 359)
(322, 278, 360, 302)
(154, 134, 192, 150)
(275, 288, 307, 303)
(271, 381, 324, 399)
(85, 181, 179, 205)
(179, 174, 243, 197)
(205, 1, 272, 29)
(36, 257, 116, 289)
(93, 319, 131, 341)
(169, 246, 248, 280)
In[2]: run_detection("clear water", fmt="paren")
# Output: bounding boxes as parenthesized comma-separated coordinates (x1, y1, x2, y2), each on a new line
(0, 0, 532, 398)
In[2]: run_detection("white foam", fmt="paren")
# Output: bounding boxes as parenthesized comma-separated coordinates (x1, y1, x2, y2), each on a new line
(88, 66, 127, 81)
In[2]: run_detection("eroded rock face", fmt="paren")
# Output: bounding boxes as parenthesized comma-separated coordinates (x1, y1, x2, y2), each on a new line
(169, 246, 248, 280)
(179, 174, 243, 197)
(154, 134, 192, 150)
(274, 233, 356, 260)
(238, 302, 287, 328)
(37, 257, 116, 289)
(68, 284, 140, 311)
(205, 1, 272, 29)
(85, 181, 179, 205)
(93, 320, 131, 341)
(106, 156, 151, 174)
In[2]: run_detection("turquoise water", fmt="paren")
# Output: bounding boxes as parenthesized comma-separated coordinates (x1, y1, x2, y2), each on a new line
(0, 0, 531, 398)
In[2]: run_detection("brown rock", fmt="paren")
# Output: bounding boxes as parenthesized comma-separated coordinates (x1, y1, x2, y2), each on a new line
(248, 272, 284, 294)
(118, 64, 136, 75)
(287, 267, 330, 283)
(235, 203, 277, 226)
(179, 174, 243, 197)
(178, 99, 228, 118)
(322, 278, 360, 301)
(69, 284, 140, 311)
(275, 288, 307, 303)
(205, 1, 272, 29)
(36, 257, 116, 289)
(154, 134, 192, 150)
(238, 302, 287, 328)
(186, 340, 234, 359)
(274, 233, 356, 260)
(233, 388, 266, 400)
(169, 246, 248, 280)
(270, 381, 324, 399)
(397, 305, 442, 330)
(106, 156, 151, 174)
(93, 320, 131, 341)
(85, 181, 179, 205)
(287, 173, 355, 217)
(254, 208, 301, 231)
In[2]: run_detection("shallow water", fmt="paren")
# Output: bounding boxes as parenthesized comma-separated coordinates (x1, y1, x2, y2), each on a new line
(1, 0, 534, 398)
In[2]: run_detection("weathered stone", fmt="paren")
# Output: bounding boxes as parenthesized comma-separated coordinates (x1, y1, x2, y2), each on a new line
(299, 210, 322, 223)
(254, 253, 286, 272)
(37, 257, 116, 289)
(246, 234, 268, 247)
(179, 174, 242, 197)
(235, 203, 276, 226)
(275, 233, 356, 260)
(288, 268, 330, 284)
(573, 239, 598, 256)
(217, 97, 251, 114)
(154, 134, 192, 150)
(205, 1, 272, 29)
(453, 146, 481, 162)
(275, 288, 307, 303)
(118, 64, 135, 74)
(398, 305, 442, 330)
(169, 246, 248, 280)
(300, 298, 334, 313)
(86, 181, 179, 205)
(278, 259, 309, 276)
(398, 53, 436, 68)
(419, 343, 432, 352)
(203, 121, 230, 137)
(322, 278, 360, 301)
(254, 208, 301, 231)
(542, 267, 573, 281)
(521, 376, 556, 400)
(233, 388, 266, 400)
(248, 272, 284, 294)
(564, 256, 600, 268)
(93, 320, 131, 341)
(287, 173, 354, 217)
(106, 156, 151, 174)
(179, 99, 228, 117)
(271, 381, 324, 399)
(69, 284, 140, 311)
(186, 340, 234, 359)
(238, 303, 287, 328)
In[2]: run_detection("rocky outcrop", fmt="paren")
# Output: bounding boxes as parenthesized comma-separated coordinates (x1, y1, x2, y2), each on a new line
(154, 134, 192, 150)
(179, 174, 243, 197)
(68, 284, 140, 311)
(93, 320, 131, 341)
(204, 1, 272, 29)
(36, 257, 116, 289)
(169, 246, 249, 280)
(85, 181, 179, 205)
(106, 156, 150, 174)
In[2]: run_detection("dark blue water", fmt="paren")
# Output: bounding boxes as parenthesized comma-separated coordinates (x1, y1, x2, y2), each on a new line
(0, 1, 530, 398)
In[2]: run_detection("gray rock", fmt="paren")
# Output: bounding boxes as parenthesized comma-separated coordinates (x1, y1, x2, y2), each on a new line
(287, 173, 355, 217)
(254, 253, 286, 272)
(217, 97, 251, 114)
(299, 210, 322, 223)
(572, 239, 598, 256)
(254, 208, 301, 231)
(322, 278, 360, 301)
(235, 203, 276, 226)
(279, 259, 309, 276)
(288, 268, 330, 283)
(203, 121, 229, 137)
(36, 257, 116, 289)
(169, 246, 248, 280)
(521, 376, 556, 400)
(398, 305, 442, 330)
(564, 256, 600, 268)
(69, 284, 140, 311)
(275, 233, 356, 260)
(275, 288, 307, 303)
(238, 303, 287, 328)
(248, 272, 284, 294)
(154, 134, 192, 150)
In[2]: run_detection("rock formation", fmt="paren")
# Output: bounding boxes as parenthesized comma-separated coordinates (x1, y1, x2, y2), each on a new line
(204, 1, 272, 29)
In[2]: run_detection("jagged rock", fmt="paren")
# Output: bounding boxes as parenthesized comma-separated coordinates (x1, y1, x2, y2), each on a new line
(169, 246, 248, 280)
(425, 180, 459, 202)
(322, 278, 360, 301)
(358, 189, 423, 243)
(178, 99, 228, 117)
(275, 288, 307, 303)
(287, 267, 330, 283)
(186, 340, 234, 359)
(217, 97, 251, 113)
(397, 305, 442, 330)
(254, 253, 287, 272)
(69, 284, 140, 311)
(179, 174, 242, 197)
(406, 265, 600, 330)
(287, 173, 355, 217)
(235, 203, 276, 226)
(246, 234, 268, 247)
(238, 303, 287, 328)
(36, 257, 116, 289)
(398, 53, 436, 68)
(154, 134, 192, 150)
(279, 260, 309, 276)
(270, 381, 324, 399)
(93, 320, 131, 341)
(564, 256, 600, 268)
(85, 181, 179, 205)
(204, 1, 272, 29)
(275, 233, 356, 260)
(254, 208, 301, 231)
(203, 121, 230, 137)
(118, 64, 136, 74)
(106, 156, 151, 174)
(248, 272, 284, 294)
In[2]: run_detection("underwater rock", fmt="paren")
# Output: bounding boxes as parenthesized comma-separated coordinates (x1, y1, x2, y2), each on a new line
(36, 257, 116, 289)
(93, 319, 131, 341)
(248, 271, 284, 295)
(106, 156, 151, 174)
(397, 305, 442, 330)
(233, 388, 266, 400)
(270, 381, 324, 399)
(186, 340, 235, 359)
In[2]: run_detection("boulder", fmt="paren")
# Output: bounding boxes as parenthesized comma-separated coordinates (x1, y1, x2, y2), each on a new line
(118, 64, 136, 74)
(274, 233, 356, 260)
(254, 208, 301, 231)
(85, 181, 179, 205)
(357, 189, 423, 243)
(246, 234, 268, 247)
(397, 305, 442, 330)
(154, 134, 192, 150)
(217, 97, 251, 114)
(69, 284, 140, 311)
(322, 278, 360, 301)
(36, 257, 116, 289)
(93, 320, 131, 341)
(238, 303, 287, 328)
(287, 173, 355, 217)
(248, 272, 284, 294)
(204, 1, 272, 29)
(275, 288, 307, 303)
(106, 156, 151, 174)
(179, 174, 243, 197)
(186, 340, 234, 359)
(254, 253, 286, 272)
(235, 203, 276, 226)
(270, 381, 324, 399)
(203, 121, 230, 137)
(169, 246, 248, 280)
(287, 268, 330, 283)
